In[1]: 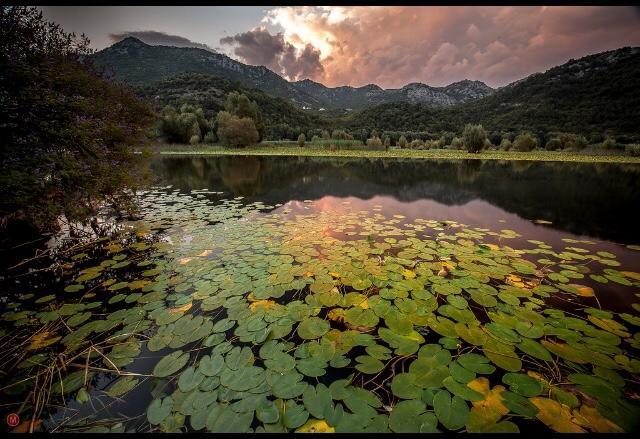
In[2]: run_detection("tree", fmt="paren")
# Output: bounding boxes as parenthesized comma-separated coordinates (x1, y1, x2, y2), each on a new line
(158, 105, 209, 144)
(216, 111, 259, 147)
(397, 135, 407, 149)
(224, 91, 264, 141)
(462, 124, 487, 153)
(366, 137, 383, 150)
(0, 6, 154, 237)
(383, 136, 390, 151)
(298, 133, 305, 147)
(545, 138, 562, 151)
(513, 132, 539, 151)
(500, 139, 513, 151)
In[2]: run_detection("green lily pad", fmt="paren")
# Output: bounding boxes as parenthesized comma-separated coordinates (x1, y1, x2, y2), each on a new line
(107, 376, 139, 397)
(178, 366, 205, 392)
(433, 389, 470, 431)
(442, 376, 484, 401)
(199, 354, 225, 376)
(500, 391, 539, 417)
(502, 373, 544, 397)
(303, 383, 333, 420)
(355, 355, 385, 374)
(153, 350, 190, 377)
(267, 371, 308, 399)
(256, 399, 280, 424)
(147, 396, 174, 425)
(298, 317, 330, 339)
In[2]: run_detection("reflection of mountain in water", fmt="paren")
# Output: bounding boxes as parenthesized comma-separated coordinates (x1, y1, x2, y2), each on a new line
(150, 156, 640, 243)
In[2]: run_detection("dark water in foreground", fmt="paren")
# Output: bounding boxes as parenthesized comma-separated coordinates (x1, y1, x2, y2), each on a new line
(2, 156, 640, 433)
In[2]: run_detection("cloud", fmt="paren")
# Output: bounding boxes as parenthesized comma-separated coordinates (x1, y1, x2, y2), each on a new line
(109, 30, 214, 52)
(219, 27, 323, 81)
(255, 6, 640, 88)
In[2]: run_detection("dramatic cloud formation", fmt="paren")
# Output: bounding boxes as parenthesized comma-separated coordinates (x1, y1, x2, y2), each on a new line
(251, 6, 640, 88)
(109, 30, 214, 52)
(220, 27, 323, 81)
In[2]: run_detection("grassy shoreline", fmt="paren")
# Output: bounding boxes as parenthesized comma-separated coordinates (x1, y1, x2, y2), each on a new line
(142, 143, 640, 164)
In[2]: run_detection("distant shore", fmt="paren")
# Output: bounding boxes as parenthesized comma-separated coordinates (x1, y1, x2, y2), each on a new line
(141, 143, 640, 164)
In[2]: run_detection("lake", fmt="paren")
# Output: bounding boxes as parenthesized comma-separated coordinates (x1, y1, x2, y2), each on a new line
(2, 156, 640, 433)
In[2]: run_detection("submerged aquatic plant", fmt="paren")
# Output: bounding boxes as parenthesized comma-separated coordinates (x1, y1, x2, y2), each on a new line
(1, 187, 639, 433)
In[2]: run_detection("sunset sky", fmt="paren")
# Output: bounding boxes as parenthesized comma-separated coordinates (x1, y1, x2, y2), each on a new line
(39, 6, 640, 88)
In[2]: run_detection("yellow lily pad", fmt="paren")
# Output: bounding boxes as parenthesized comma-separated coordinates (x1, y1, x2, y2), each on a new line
(295, 418, 335, 433)
(529, 397, 586, 433)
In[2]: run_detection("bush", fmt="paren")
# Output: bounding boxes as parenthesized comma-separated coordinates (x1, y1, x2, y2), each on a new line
(383, 136, 390, 151)
(366, 137, 384, 149)
(513, 132, 539, 152)
(397, 135, 407, 149)
(321, 130, 330, 139)
(462, 124, 487, 153)
(203, 131, 216, 143)
(311, 135, 321, 142)
(410, 139, 424, 149)
(297, 133, 305, 147)
(545, 138, 562, 151)
(216, 111, 259, 147)
(601, 137, 619, 150)
(331, 129, 353, 140)
(626, 144, 640, 156)
(575, 135, 588, 150)
(189, 135, 200, 145)
(450, 137, 463, 150)
(484, 139, 495, 150)
(557, 133, 587, 150)
(499, 139, 512, 151)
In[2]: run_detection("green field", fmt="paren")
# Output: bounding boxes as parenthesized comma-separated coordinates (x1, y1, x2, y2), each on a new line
(145, 143, 640, 164)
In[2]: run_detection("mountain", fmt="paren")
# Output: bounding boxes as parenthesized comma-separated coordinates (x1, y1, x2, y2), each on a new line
(91, 37, 321, 108)
(91, 37, 493, 110)
(293, 79, 494, 109)
(343, 47, 640, 140)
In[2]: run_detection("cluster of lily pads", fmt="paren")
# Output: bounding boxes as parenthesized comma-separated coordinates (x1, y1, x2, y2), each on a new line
(1, 186, 640, 433)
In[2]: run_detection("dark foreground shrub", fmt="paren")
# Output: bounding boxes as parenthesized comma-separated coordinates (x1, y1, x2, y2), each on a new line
(0, 6, 155, 236)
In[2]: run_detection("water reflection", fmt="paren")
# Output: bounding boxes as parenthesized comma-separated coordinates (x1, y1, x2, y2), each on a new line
(150, 156, 640, 243)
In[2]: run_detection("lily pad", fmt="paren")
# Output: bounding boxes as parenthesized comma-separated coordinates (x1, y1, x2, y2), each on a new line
(153, 350, 190, 377)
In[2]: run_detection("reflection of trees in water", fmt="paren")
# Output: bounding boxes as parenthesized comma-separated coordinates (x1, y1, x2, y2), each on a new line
(216, 157, 262, 196)
(150, 156, 640, 242)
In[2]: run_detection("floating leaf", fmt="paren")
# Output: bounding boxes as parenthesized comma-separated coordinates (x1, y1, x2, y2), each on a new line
(147, 396, 174, 425)
(107, 376, 139, 397)
(529, 397, 586, 432)
(355, 355, 384, 374)
(298, 317, 331, 339)
(502, 373, 544, 397)
(433, 389, 469, 431)
(296, 419, 335, 433)
(153, 350, 190, 377)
